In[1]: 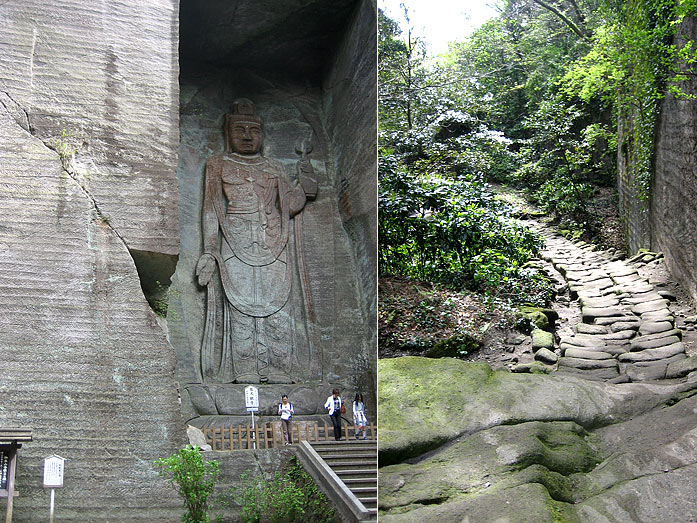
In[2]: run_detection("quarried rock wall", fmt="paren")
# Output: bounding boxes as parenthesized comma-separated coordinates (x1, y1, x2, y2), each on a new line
(323, 0, 378, 410)
(652, 15, 697, 304)
(0, 1, 184, 520)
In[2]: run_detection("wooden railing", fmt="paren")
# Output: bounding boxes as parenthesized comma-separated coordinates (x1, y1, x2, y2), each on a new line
(202, 420, 377, 450)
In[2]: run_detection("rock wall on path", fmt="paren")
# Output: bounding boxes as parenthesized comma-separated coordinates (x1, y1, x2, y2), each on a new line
(0, 0, 185, 520)
(618, 14, 697, 305)
(653, 15, 697, 305)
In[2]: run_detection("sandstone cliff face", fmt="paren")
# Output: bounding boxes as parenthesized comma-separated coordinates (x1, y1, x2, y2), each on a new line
(652, 16, 697, 304)
(0, 1, 184, 520)
(323, 0, 378, 408)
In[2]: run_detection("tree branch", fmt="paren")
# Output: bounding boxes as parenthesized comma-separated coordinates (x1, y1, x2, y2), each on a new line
(531, 0, 590, 41)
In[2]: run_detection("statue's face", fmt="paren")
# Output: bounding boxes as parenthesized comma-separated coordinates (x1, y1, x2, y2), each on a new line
(230, 122, 262, 154)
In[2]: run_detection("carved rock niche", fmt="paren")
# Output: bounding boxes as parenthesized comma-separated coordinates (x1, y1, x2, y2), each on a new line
(171, 0, 377, 428)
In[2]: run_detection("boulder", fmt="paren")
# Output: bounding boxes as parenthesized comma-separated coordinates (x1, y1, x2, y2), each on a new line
(378, 357, 695, 466)
(535, 348, 558, 364)
(532, 329, 555, 351)
(378, 357, 697, 521)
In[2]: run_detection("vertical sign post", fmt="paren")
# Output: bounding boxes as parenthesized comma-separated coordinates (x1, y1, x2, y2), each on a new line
(1, 445, 17, 523)
(0, 427, 32, 523)
(43, 455, 65, 523)
(244, 386, 259, 450)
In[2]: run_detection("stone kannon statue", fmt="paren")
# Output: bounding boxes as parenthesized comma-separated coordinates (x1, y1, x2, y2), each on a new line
(195, 98, 318, 385)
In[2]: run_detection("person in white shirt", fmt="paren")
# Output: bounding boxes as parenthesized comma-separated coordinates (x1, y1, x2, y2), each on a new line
(278, 394, 294, 445)
(323, 388, 343, 441)
(353, 393, 368, 440)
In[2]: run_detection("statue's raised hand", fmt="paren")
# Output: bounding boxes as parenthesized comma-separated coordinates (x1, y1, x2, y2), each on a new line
(195, 254, 215, 286)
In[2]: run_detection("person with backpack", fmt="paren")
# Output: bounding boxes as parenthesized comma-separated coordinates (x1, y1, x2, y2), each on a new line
(278, 394, 294, 445)
(324, 388, 344, 440)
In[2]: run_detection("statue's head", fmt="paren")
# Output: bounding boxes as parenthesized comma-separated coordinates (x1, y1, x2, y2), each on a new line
(225, 98, 263, 155)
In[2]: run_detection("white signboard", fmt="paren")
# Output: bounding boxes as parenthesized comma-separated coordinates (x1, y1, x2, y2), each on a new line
(43, 455, 65, 488)
(244, 386, 259, 412)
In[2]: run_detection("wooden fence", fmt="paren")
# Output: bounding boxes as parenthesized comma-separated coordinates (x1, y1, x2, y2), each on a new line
(202, 419, 377, 450)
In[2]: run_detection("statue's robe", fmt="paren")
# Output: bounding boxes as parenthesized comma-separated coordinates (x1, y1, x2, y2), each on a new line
(200, 152, 310, 384)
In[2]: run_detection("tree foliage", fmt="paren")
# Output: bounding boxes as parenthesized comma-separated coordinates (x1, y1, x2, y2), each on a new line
(378, 0, 696, 302)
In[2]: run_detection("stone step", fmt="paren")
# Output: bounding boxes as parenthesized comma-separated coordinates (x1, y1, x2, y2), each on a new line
(325, 460, 377, 469)
(630, 335, 681, 352)
(563, 348, 614, 360)
(618, 342, 685, 363)
(558, 357, 618, 370)
(342, 477, 378, 485)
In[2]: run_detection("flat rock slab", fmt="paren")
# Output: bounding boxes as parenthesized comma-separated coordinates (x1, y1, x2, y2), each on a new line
(639, 321, 675, 336)
(625, 362, 668, 381)
(632, 300, 670, 315)
(634, 328, 683, 343)
(630, 335, 681, 352)
(582, 306, 628, 322)
(558, 357, 618, 370)
(618, 342, 685, 363)
(623, 293, 664, 305)
(576, 324, 608, 335)
(580, 278, 615, 290)
(577, 289, 604, 299)
(604, 330, 637, 341)
(658, 290, 677, 301)
(580, 296, 621, 308)
(594, 315, 640, 326)
(627, 353, 686, 368)
(561, 341, 626, 355)
(612, 275, 643, 286)
(640, 311, 674, 323)
(610, 321, 640, 332)
(534, 348, 558, 364)
(561, 334, 607, 348)
(666, 357, 697, 379)
(609, 268, 639, 278)
(555, 365, 620, 380)
(564, 348, 615, 360)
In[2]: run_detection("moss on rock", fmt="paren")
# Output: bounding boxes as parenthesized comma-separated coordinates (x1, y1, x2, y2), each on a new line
(533, 328, 555, 350)
(425, 333, 481, 358)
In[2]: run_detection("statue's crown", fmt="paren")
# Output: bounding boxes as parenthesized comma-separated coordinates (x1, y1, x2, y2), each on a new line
(228, 98, 262, 125)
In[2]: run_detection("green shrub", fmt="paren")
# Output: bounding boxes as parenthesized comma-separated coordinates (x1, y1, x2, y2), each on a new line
(154, 445, 221, 523)
(232, 458, 337, 523)
(426, 333, 481, 358)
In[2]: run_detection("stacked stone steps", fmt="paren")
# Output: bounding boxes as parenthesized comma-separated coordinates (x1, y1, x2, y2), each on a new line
(535, 228, 696, 382)
(295, 439, 377, 522)
(311, 440, 378, 514)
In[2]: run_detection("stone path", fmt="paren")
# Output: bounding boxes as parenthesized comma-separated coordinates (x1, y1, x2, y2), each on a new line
(534, 227, 697, 382)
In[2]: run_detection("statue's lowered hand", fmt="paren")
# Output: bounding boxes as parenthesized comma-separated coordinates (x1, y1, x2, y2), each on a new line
(195, 254, 215, 286)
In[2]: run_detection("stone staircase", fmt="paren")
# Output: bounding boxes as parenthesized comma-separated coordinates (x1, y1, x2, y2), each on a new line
(533, 227, 697, 382)
(295, 439, 377, 522)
